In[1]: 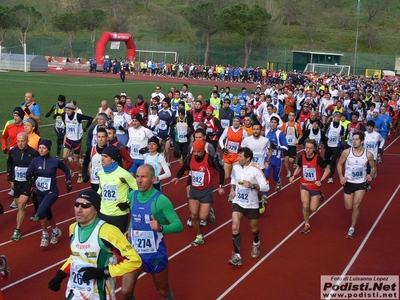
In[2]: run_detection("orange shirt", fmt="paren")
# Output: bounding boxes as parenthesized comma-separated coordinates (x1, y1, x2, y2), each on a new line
(284, 97, 296, 115)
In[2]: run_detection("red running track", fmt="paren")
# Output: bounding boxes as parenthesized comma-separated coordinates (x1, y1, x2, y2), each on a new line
(1, 139, 400, 299)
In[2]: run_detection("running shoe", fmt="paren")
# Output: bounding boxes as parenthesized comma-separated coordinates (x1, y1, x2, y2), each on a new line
(8, 189, 14, 197)
(50, 228, 62, 244)
(228, 253, 242, 266)
(377, 155, 382, 163)
(275, 180, 282, 192)
(9, 199, 17, 209)
(187, 217, 192, 227)
(208, 207, 216, 225)
(40, 234, 49, 247)
(300, 224, 311, 234)
(30, 213, 39, 222)
(346, 228, 355, 239)
(11, 229, 21, 241)
(259, 195, 268, 214)
(77, 174, 84, 184)
(286, 171, 292, 179)
(293, 161, 298, 169)
(251, 241, 261, 258)
(0, 255, 10, 280)
(327, 177, 334, 184)
(178, 157, 183, 164)
(365, 182, 371, 192)
(200, 220, 207, 227)
(70, 169, 74, 178)
(191, 235, 204, 246)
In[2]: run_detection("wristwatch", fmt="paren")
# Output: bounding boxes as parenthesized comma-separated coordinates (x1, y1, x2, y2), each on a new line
(158, 225, 164, 233)
(219, 184, 224, 188)
(103, 267, 110, 277)
(320, 179, 324, 184)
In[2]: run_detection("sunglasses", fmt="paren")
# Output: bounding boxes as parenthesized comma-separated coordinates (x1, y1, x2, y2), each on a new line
(74, 201, 93, 209)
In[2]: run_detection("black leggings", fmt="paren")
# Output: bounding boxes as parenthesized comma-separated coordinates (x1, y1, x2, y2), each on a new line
(99, 213, 129, 234)
(324, 146, 341, 177)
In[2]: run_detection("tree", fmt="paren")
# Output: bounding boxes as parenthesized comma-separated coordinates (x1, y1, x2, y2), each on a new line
(216, 3, 271, 67)
(52, 13, 78, 59)
(186, 2, 218, 65)
(77, 9, 106, 56)
(0, 5, 16, 45)
(12, 4, 42, 47)
(363, 0, 393, 23)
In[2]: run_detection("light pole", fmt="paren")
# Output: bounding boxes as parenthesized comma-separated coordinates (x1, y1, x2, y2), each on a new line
(353, 0, 361, 75)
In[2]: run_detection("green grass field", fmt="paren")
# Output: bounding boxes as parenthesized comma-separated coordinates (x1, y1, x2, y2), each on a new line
(0, 71, 242, 171)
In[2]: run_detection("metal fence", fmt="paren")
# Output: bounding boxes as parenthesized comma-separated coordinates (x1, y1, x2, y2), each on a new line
(2, 34, 397, 75)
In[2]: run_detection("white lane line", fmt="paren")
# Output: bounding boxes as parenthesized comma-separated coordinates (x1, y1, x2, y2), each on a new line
(325, 184, 400, 300)
(216, 187, 343, 300)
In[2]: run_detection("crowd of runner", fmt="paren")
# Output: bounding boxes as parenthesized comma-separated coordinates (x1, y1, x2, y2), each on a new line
(1, 72, 399, 298)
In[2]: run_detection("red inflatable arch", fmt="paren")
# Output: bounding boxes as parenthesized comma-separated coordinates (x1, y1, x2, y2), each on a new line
(95, 31, 136, 65)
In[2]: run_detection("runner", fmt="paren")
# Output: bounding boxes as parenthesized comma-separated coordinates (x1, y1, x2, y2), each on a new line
(289, 139, 330, 234)
(26, 139, 72, 247)
(48, 190, 142, 300)
(336, 131, 376, 239)
(123, 164, 183, 300)
(44, 94, 66, 157)
(171, 139, 225, 246)
(7, 132, 39, 241)
(228, 147, 270, 266)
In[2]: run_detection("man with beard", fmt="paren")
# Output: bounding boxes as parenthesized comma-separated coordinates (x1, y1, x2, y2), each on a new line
(337, 131, 376, 239)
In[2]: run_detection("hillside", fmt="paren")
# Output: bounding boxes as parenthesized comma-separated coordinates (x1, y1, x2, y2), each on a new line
(1, 0, 399, 71)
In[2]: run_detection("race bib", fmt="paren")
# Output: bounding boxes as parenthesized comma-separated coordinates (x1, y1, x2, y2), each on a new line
(252, 153, 262, 165)
(14, 166, 28, 182)
(67, 124, 77, 133)
(236, 187, 250, 203)
(133, 230, 157, 254)
(286, 135, 295, 146)
(102, 184, 118, 201)
(130, 144, 141, 156)
(71, 263, 94, 292)
(303, 167, 317, 181)
(365, 142, 376, 151)
(328, 135, 339, 147)
(36, 177, 51, 191)
(351, 166, 364, 180)
(90, 166, 102, 182)
(55, 118, 64, 129)
(227, 141, 239, 153)
(221, 119, 230, 129)
(192, 171, 205, 187)
(177, 131, 187, 143)
(159, 120, 167, 130)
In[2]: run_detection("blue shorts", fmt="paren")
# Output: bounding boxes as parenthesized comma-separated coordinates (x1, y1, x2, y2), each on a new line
(64, 138, 82, 154)
(129, 159, 144, 174)
(142, 255, 168, 274)
(300, 185, 321, 197)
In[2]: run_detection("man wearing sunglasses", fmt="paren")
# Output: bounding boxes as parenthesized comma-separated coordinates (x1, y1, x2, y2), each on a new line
(48, 190, 142, 300)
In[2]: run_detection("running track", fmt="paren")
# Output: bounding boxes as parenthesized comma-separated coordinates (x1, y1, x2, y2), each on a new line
(1, 135, 399, 299)
(1, 70, 400, 299)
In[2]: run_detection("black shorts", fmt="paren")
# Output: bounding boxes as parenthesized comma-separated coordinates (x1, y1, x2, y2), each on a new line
(64, 138, 82, 154)
(232, 203, 260, 219)
(344, 182, 367, 194)
(189, 186, 213, 204)
(157, 131, 171, 142)
(14, 181, 33, 198)
(283, 146, 297, 159)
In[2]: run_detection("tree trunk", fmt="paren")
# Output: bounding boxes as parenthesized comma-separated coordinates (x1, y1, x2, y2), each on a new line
(244, 38, 250, 67)
(68, 32, 74, 59)
(204, 33, 210, 66)
(91, 30, 96, 57)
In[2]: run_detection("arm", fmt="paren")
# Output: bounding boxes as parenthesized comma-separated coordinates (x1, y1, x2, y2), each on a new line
(152, 195, 183, 234)
(337, 148, 350, 184)
(45, 105, 56, 118)
(119, 146, 133, 171)
(157, 155, 171, 181)
(77, 114, 94, 131)
(209, 155, 225, 186)
(58, 159, 72, 181)
(81, 147, 91, 179)
(254, 169, 270, 192)
(366, 151, 377, 181)
(218, 128, 228, 149)
(123, 171, 138, 190)
(100, 224, 142, 277)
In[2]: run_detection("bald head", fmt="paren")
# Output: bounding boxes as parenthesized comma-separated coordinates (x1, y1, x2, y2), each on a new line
(17, 132, 29, 150)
